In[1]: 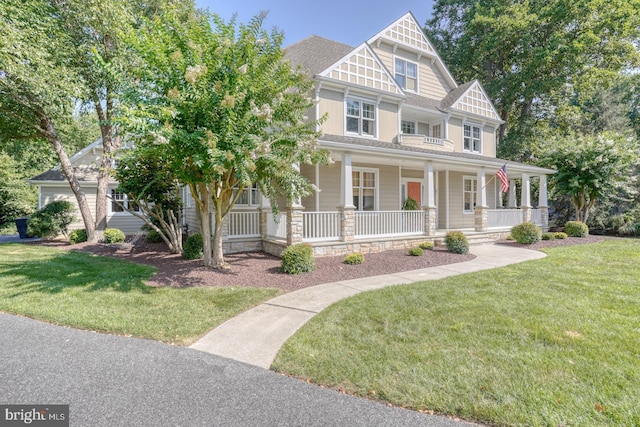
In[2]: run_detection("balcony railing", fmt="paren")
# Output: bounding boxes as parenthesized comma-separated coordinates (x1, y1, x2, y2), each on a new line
(397, 134, 455, 151)
(488, 209, 543, 228)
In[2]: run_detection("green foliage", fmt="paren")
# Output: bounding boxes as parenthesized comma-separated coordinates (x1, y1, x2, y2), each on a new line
(542, 133, 638, 223)
(444, 231, 469, 254)
(408, 247, 424, 256)
(183, 233, 204, 260)
(281, 244, 315, 274)
(344, 253, 364, 265)
(27, 201, 75, 239)
(103, 228, 125, 243)
(607, 213, 640, 237)
(145, 229, 163, 243)
(541, 232, 555, 241)
(0, 153, 37, 228)
(510, 222, 542, 244)
(68, 229, 88, 244)
(418, 241, 434, 250)
(402, 197, 419, 210)
(554, 232, 568, 240)
(506, 234, 514, 241)
(565, 221, 589, 237)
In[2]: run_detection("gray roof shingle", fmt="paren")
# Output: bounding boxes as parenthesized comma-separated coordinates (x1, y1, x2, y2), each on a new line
(284, 35, 354, 76)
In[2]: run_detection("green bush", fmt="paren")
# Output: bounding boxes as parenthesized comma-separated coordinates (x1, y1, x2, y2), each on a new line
(565, 221, 589, 237)
(145, 229, 163, 243)
(541, 232, 556, 241)
(510, 222, 542, 244)
(402, 197, 419, 210)
(554, 232, 568, 240)
(445, 231, 469, 254)
(418, 241, 434, 250)
(27, 200, 75, 239)
(506, 234, 514, 240)
(103, 228, 125, 243)
(408, 247, 424, 256)
(183, 233, 204, 260)
(68, 229, 88, 245)
(344, 253, 365, 265)
(281, 243, 315, 274)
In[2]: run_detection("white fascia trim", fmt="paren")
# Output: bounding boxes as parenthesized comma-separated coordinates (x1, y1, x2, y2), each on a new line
(316, 76, 407, 102)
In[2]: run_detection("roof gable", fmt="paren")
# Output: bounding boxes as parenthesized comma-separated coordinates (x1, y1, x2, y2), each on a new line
(284, 35, 353, 76)
(367, 12, 457, 89)
(447, 80, 501, 122)
(319, 43, 404, 96)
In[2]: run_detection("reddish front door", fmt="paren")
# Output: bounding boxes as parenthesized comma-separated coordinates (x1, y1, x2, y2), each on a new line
(407, 182, 421, 206)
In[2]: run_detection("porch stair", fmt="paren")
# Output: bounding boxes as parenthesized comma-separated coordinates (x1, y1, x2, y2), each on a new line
(434, 229, 510, 247)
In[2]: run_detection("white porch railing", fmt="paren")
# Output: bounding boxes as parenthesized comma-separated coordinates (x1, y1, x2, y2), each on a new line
(267, 213, 287, 240)
(488, 209, 543, 228)
(226, 211, 260, 238)
(303, 211, 340, 242)
(355, 210, 424, 238)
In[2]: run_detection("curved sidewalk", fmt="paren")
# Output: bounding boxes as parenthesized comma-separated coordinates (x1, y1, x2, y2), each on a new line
(190, 243, 546, 369)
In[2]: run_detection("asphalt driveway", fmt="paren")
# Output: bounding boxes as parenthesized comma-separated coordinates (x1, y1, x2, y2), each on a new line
(0, 313, 476, 426)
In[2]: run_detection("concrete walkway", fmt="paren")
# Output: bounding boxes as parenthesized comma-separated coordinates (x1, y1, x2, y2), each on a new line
(191, 243, 546, 369)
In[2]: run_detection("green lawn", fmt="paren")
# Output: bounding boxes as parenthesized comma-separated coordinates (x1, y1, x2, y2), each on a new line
(273, 239, 640, 426)
(0, 244, 280, 344)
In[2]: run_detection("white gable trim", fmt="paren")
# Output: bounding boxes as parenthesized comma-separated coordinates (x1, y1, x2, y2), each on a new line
(450, 80, 502, 122)
(367, 11, 458, 90)
(318, 42, 405, 97)
(51, 138, 103, 170)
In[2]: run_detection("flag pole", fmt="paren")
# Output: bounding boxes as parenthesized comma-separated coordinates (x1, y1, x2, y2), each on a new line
(482, 162, 508, 190)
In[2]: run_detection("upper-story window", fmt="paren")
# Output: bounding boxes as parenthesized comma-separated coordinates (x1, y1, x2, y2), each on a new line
(432, 124, 441, 139)
(464, 123, 482, 153)
(395, 58, 418, 92)
(401, 120, 416, 134)
(346, 98, 376, 137)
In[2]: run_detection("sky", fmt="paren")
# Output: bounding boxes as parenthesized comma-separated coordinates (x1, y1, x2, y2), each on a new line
(195, 0, 435, 47)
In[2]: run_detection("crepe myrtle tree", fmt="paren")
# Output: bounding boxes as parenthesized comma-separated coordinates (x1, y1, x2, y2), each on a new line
(123, 9, 328, 268)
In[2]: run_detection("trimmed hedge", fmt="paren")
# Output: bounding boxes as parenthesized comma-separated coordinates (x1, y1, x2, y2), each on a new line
(183, 233, 203, 260)
(510, 222, 542, 244)
(554, 232, 568, 240)
(418, 241, 434, 250)
(541, 232, 556, 241)
(281, 244, 315, 274)
(565, 221, 589, 237)
(69, 229, 88, 245)
(103, 228, 125, 243)
(344, 253, 365, 265)
(408, 247, 424, 256)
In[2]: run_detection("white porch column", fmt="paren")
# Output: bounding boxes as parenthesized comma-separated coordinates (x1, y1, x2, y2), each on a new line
(508, 179, 517, 208)
(292, 162, 302, 208)
(259, 195, 272, 240)
(339, 153, 354, 208)
(538, 175, 548, 208)
(475, 168, 488, 231)
(422, 161, 437, 236)
(521, 173, 532, 223)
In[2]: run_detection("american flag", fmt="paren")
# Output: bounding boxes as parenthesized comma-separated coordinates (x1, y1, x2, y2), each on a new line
(496, 164, 509, 193)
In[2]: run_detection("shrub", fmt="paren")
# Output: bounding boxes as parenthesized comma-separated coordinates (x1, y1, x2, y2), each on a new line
(408, 247, 424, 256)
(103, 228, 125, 243)
(183, 233, 204, 260)
(145, 229, 163, 243)
(445, 231, 469, 254)
(344, 253, 365, 265)
(506, 234, 514, 240)
(27, 200, 75, 239)
(554, 232, 568, 240)
(281, 243, 315, 274)
(510, 222, 542, 244)
(541, 232, 555, 241)
(565, 221, 589, 237)
(402, 197, 419, 210)
(418, 241, 434, 250)
(68, 229, 88, 245)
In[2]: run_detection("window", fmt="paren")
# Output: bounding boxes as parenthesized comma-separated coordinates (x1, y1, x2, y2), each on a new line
(352, 169, 377, 211)
(234, 183, 259, 206)
(464, 124, 482, 153)
(110, 189, 139, 213)
(395, 58, 418, 92)
(463, 177, 477, 213)
(346, 99, 375, 136)
(401, 120, 416, 134)
(432, 124, 441, 139)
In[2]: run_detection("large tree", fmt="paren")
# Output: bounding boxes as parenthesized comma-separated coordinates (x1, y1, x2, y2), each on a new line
(124, 9, 328, 268)
(425, 0, 640, 161)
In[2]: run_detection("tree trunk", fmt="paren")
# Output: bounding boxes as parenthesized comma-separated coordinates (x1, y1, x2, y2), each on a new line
(95, 101, 119, 236)
(211, 213, 227, 269)
(42, 116, 96, 241)
(196, 183, 214, 268)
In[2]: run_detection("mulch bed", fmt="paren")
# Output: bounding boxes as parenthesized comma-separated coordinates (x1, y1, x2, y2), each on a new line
(31, 234, 608, 293)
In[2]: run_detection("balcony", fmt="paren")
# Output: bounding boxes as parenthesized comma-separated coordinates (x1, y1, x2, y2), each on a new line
(397, 133, 455, 152)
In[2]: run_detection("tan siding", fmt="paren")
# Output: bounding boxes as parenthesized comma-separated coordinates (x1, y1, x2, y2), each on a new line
(483, 125, 497, 158)
(300, 164, 317, 210)
(401, 169, 423, 179)
(106, 216, 145, 234)
(447, 118, 464, 152)
(378, 101, 398, 142)
(448, 172, 475, 229)
(437, 172, 447, 229)
(318, 164, 341, 211)
(417, 122, 430, 135)
(318, 88, 344, 135)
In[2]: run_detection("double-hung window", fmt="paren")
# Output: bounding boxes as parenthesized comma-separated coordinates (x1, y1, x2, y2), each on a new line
(233, 183, 260, 206)
(346, 99, 375, 136)
(401, 120, 416, 134)
(463, 124, 482, 153)
(395, 58, 418, 92)
(463, 177, 477, 213)
(111, 189, 139, 213)
(432, 124, 441, 139)
(352, 169, 377, 211)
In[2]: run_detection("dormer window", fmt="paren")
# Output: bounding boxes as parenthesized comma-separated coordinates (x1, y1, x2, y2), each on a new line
(463, 123, 482, 153)
(395, 58, 417, 92)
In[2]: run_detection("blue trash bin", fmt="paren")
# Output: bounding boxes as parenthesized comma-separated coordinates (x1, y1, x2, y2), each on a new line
(15, 217, 28, 239)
